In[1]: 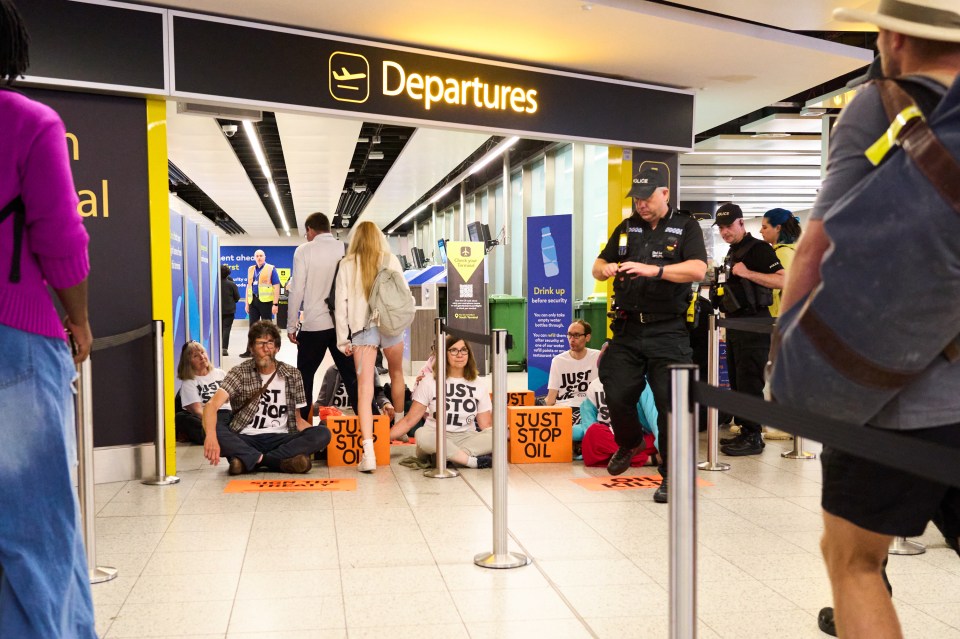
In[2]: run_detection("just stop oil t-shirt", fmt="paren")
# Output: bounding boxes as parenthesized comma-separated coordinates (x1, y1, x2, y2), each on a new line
(412, 375, 492, 433)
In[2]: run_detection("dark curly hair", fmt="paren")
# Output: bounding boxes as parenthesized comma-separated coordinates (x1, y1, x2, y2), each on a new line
(0, 0, 30, 86)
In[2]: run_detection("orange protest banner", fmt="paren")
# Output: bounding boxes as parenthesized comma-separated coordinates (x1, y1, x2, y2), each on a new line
(571, 475, 713, 491)
(508, 406, 572, 463)
(491, 391, 535, 406)
(224, 478, 357, 493)
(327, 415, 391, 467)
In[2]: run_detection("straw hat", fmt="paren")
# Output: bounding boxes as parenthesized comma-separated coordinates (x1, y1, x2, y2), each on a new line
(834, 0, 960, 43)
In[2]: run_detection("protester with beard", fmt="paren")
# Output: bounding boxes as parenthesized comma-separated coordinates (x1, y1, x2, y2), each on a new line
(202, 321, 330, 475)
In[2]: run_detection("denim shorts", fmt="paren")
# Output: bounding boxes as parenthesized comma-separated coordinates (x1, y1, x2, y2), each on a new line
(351, 325, 403, 348)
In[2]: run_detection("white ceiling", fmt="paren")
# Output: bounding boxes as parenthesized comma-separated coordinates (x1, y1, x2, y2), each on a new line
(151, 0, 878, 236)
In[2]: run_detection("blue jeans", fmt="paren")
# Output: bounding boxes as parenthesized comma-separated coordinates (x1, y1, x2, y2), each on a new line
(0, 324, 97, 638)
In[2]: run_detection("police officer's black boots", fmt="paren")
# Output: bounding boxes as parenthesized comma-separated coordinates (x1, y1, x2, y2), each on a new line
(654, 477, 668, 503)
(607, 444, 643, 476)
(720, 431, 764, 456)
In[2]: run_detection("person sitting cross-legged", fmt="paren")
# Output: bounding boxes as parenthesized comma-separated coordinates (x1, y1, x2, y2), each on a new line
(203, 321, 330, 475)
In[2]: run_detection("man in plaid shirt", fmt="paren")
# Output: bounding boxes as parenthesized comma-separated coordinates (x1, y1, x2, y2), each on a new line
(203, 322, 330, 475)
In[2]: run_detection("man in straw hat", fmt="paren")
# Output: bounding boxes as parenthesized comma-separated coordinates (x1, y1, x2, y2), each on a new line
(780, 2, 960, 637)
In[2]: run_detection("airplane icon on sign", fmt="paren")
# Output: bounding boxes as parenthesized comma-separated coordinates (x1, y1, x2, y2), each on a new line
(329, 52, 370, 103)
(333, 67, 367, 83)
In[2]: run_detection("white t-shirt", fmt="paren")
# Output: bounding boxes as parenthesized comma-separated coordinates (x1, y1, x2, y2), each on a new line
(585, 377, 610, 425)
(240, 374, 306, 435)
(180, 369, 231, 411)
(412, 374, 492, 433)
(547, 349, 600, 407)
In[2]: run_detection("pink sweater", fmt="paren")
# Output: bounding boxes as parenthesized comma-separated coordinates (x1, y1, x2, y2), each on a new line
(0, 89, 89, 340)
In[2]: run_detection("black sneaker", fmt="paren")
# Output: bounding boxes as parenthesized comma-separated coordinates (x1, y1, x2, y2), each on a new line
(719, 433, 746, 446)
(607, 444, 642, 476)
(239, 351, 252, 358)
(817, 607, 837, 637)
(721, 432, 764, 456)
(654, 477, 668, 503)
(476, 454, 492, 469)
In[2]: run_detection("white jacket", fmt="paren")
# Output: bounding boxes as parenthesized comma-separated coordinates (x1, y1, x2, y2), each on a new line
(334, 251, 405, 351)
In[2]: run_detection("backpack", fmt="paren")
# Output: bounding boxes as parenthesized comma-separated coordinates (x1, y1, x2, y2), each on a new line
(368, 255, 415, 337)
(770, 78, 960, 425)
(0, 195, 25, 283)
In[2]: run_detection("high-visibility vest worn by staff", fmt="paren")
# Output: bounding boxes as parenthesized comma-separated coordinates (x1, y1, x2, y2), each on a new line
(246, 263, 275, 303)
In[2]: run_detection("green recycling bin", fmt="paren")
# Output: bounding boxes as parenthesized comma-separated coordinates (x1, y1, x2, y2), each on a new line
(488, 294, 526, 371)
(574, 295, 608, 350)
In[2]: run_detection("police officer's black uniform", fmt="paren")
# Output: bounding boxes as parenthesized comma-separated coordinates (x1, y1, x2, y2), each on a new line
(715, 231, 781, 454)
(597, 207, 707, 479)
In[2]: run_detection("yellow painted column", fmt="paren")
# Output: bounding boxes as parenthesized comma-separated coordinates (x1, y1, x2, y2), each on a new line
(603, 147, 633, 336)
(146, 98, 177, 474)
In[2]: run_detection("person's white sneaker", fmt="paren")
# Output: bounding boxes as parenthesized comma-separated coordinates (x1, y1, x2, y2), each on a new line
(358, 450, 376, 473)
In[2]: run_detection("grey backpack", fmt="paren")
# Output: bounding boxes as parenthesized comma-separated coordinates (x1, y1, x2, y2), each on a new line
(368, 256, 415, 337)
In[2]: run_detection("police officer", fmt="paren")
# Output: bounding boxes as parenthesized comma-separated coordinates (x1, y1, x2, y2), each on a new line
(593, 166, 707, 503)
(712, 203, 783, 456)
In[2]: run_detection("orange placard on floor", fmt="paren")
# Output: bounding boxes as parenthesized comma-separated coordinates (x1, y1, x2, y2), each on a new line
(508, 406, 572, 463)
(506, 391, 535, 406)
(571, 475, 713, 491)
(224, 478, 357, 493)
(327, 415, 391, 467)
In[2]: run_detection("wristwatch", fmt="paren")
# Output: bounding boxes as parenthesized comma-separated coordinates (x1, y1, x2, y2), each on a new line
(655, 265, 664, 280)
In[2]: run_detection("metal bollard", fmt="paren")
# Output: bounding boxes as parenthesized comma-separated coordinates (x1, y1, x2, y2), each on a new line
(670, 364, 699, 639)
(75, 358, 118, 584)
(781, 434, 816, 460)
(698, 314, 729, 472)
(143, 320, 179, 486)
(475, 329, 529, 569)
(889, 536, 926, 555)
(425, 317, 458, 479)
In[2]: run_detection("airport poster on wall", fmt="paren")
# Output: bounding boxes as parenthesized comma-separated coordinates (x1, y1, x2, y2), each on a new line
(220, 246, 296, 320)
(526, 215, 573, 396)
(170, 212, 186, 392)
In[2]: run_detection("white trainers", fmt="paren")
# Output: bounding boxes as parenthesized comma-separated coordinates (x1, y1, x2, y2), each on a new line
(358, 450, 376, 473)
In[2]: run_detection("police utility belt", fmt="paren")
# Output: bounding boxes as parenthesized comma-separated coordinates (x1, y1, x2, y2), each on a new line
(608, 309, 681, 324)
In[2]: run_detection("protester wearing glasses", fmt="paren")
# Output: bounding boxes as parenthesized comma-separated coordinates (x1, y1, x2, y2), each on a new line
(202, 322, 330, 475)
(390, 336, 493, 469)
(544, 320, 601, 424)
(175, 341, 231, 445)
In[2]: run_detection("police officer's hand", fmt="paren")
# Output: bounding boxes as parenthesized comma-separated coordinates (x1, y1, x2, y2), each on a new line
(618, 261, 658, 278)
(731, 262, 749, 278)
(598, 262, 619, 279)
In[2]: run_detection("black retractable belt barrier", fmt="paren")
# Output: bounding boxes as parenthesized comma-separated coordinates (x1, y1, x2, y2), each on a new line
(693, 381, 960, 489)
(716, 317, 775, 334)
(91, 322, 154, 351)
(442, 324, 495, 346)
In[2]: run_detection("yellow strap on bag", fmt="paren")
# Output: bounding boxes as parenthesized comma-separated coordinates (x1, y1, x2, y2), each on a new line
(865, 105, 924, 166)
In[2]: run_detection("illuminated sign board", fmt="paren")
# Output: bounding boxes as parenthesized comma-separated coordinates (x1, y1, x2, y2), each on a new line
(172, 15, 694, 150)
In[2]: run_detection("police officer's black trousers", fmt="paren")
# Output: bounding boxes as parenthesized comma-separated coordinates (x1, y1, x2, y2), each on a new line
(598, 317, 692, 477)
(296, 328, 359, 420)
(725, 328, 770, 436)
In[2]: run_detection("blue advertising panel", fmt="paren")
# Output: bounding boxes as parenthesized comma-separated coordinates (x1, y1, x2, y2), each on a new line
(526, 215, 573, 396)
(210, 235, 221, 368)
(170, 211, 186, 393)
(219, 245, 296, 321)
(199, 228, 212, 354)
(184, 218, 201, 342)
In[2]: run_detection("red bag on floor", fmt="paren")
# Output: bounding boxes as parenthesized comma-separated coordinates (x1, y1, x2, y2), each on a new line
(582, 423, 657, 468)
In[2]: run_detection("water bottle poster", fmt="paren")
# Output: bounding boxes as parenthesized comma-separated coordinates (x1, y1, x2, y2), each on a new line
(526, 214, 573, 396)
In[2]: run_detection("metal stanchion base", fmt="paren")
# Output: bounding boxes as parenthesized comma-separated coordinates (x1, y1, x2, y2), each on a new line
(781, 450, 816, 460)
(697, 460, 731, 471)
(889, 537, 926, 555)
(90, 565, 118, 584)
(423, 468, 459, 478)
(142, 475, 180, 486)
(474, 551, 531, 569)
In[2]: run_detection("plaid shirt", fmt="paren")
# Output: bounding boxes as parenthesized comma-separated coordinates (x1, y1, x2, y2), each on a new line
(220, 360, 306, 434)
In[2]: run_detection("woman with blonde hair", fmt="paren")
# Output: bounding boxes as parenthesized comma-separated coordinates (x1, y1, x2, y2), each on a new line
(335, 221, 409, 472)
(176, 341, 231, 444)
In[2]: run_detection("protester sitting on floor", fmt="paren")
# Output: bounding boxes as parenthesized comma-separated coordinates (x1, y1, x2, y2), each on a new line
(580, 370, 660, 471)
(176, 341, 231, 445)
(202, 321, 330, 475)
(390, 336, 493, 468)
(543, 320, 600, 426)
(313, 364, 395, 420)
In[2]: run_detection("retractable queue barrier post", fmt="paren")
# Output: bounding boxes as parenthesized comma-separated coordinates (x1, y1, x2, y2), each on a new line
(475, 329, 530, 569)
(781, 434, 816, 460)
(75, 358, 118, 584)
(670, 364, 698, 639)
(698, 313, 729, 472)
(889, 536, 926, 555)
(425, 317, 459, 479)
(143, 320, 180, 486)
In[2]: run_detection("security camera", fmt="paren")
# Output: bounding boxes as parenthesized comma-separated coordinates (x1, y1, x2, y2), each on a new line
(222, 123, 238, 138)
(341, 218, 350, 228)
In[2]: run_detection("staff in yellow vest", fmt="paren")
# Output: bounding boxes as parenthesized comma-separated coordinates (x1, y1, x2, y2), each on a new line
(239, 250, 281, 358)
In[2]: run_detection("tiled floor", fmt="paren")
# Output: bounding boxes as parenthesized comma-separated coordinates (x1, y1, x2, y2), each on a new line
(87, 331, 960, 638)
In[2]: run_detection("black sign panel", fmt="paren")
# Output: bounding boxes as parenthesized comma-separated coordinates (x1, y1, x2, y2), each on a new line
(18, 0, 166, 91)
(24, 88, 156, 448)
(173, 16, 693, 149)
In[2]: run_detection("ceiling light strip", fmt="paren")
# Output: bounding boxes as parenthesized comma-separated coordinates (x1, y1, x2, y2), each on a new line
(243, 120, 290, 235)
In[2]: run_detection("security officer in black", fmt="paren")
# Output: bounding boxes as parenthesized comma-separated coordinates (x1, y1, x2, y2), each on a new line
(593, 166, 707, 503)
(712, 203, 784, 456)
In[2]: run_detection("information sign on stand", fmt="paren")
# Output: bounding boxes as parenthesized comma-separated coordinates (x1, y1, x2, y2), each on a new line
(446, 241, 487, 370)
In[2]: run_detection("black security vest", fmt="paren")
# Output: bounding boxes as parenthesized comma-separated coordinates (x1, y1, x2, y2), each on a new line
(612, 208, 693, 315)
(722, 233, 773, 316)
